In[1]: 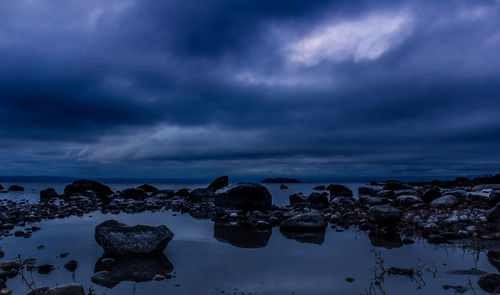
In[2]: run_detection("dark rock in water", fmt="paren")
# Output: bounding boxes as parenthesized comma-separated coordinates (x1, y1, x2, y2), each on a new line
(214, 183, 272, 211)
(280, 184, 288, 189)
(92, 254, 174, 288)
(214, 222, 271, 248)
(422, 187, 441, 203)
(37, 264, 55, 274)
(280, 228, 325, 245)
(427, 234, 447, 244)
(207, 176, 229, 191)
(345, 277, 354, 283)
(27, 287, 49, 295)
(8, 185, 24, 191)
(64, 259, 78, 272)
(383, 180, 412, 191)
(313, 185, 325, 191)
(40, 188, 58, 201)
(0, 261, 20, 271)
(262, 178, 301, 183)
(448, 269, 487, 276)
(308, 192, 329, 209)
(388, 267, 414, 277)
(487, 203, 500, 223)
(188, 188, 214, 202)
(64, 179, 113, 199)
(442, 285, 468, 294)
(326, 184, 353, 198)
(478, 273, 500, 293)
(369, 205, 402, 226)
(487, 251, 500, 272)
(43, 283, 85, 295)
(119, 188, 148, 200)
(489, 190, 500, 208)
(289, 193, 309, 207)
(137, 184, 158, 192)
(280, 213, 327, 231)
(95, 220, 174, 256)
(0, 184, 3, 190)
(368, 231, 403, 249)
(430, 195, 458, 208)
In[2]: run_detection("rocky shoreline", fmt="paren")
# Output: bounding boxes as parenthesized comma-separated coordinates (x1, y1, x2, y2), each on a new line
(1, 175, 500, 294)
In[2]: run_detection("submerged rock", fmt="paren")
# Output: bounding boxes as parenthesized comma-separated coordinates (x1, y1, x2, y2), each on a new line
(95, 220, 174, 256)
(44, 284, 84, 295)
(280, 213, 327, 231)
(214, 222, 271, 248)
(478, 273, 500, 293)
(92, 254, 174, 288)
(214, 183, 272, 211)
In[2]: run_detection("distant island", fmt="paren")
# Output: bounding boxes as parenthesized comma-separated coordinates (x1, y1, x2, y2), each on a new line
(262, 177, 302, 183)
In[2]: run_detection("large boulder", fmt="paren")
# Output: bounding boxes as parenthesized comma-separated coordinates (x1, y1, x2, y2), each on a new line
(207, 176, 229, 191)
(40, 188, 59, 201)
(422, 187, 441, 203)
(369, 205, 402, 226)
(280, 213, 327, 231)
(95, 220, 174, 256)
(430, 195, 458, 208)
(307, 192, 329, 209)
(487, 203, 500, 223)
(119, 188, 148, 200)
(64, 179, 113, 199)
(289, 193, 309, 207)
(188, 188, 214, 202)
(8, 185, 24, 191)
(43, 284, 85, 295)
(326, 184, 353, 198)
(137, 184, 158, 193)
(478, 273, 500, 293)
(214, 183, 272, 211)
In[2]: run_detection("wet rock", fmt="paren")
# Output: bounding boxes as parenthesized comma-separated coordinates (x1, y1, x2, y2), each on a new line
(214, 183, 272, 211)
(388, 267, 414, 277)
(383, 180, 412, 191)
(27, 287, 49, 295)
(207, 176, 229, 191)
(487, 251, 500, 272)
(488, 190, 500, 208)
(396, 195, 423, 206)
(0, 261, 20, 271)
(487, 202, 500, 223)
(448, 269, 487, 275)
(280, 184, 288, 189)
(44, 283, 85, 295)
(289, 193, 309, 207)
(369, 205, 402, 226)
(326, 184, 353, 198)
(64, 259, 78, 272)
(422, 187, 441, 203)
(37, 264, 55, 274)
(280, 213, 327, 231)
(7, 185, 24, 192)
(430, 195, 458, 208)
(442, 285, 467, 293)
(308, 192, 329, 209)
(376, 190, 396, 199)
(427, 234, 447, 244)
(93, 254, 174, 288)
(313, 185, 325, 190)
(188, 188, 214, 202)
(137, 184, 158, 192)
(40, 188, 59, 201)
(95, 220, 174, 256)
(119, 188, 148, 200)
(478, 273, 500, 293)
(214, 222, 271, 248)
(345, 277, 354, 283)
(358, 195, 389, 206)
(64, 179, 113, 200)
(331, 196, 356, 207)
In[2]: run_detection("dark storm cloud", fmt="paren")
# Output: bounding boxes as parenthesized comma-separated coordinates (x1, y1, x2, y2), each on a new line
(0, 0, 500, 177)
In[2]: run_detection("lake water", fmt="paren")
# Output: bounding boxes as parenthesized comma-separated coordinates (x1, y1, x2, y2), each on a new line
(0, 182, 498, 294)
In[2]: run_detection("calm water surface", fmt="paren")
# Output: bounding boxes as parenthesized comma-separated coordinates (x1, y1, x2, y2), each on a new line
(0, 182, 498, 294)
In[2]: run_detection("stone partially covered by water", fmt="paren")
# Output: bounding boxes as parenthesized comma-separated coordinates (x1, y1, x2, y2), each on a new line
(95, 220, 174, 256)
(91, 254, 174, 288)
(214, 222, 271, 248)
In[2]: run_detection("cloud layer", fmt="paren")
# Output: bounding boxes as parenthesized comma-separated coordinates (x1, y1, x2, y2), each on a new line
(1, 0, 500, 178)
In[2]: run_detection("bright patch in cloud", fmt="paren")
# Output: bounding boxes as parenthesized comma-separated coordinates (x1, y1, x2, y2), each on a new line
(286, 11, 413, 65)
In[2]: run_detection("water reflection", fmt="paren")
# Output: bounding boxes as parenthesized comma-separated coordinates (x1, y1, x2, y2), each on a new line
(214, 222, 271, 248)
(368, 230, 403, 249)
(92, 254, 174, 288)
(279, 228, 325, 245)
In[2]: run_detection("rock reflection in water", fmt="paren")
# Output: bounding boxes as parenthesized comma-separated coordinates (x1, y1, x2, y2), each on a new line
(279, 229, 325, 245)
(92, 254, 174, 288)
(214, 222, 271, 248)
(368, 231, 403, 249)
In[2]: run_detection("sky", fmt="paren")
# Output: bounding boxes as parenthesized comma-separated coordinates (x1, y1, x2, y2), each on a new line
(0, 0, 500, 179)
